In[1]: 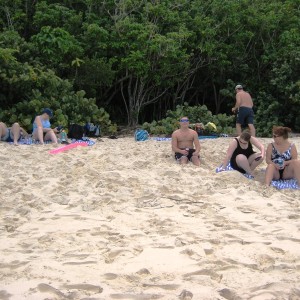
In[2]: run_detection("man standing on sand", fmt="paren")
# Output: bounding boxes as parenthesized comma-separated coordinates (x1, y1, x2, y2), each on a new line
(232, 85, 256, 137)
(172, 116, 201, 166)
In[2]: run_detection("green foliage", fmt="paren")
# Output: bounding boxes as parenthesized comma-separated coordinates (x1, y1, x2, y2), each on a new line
(142, 104, 235, 135)
(33, 1, 83, 35)
(31, 26, 83, 67)
(255, 92, 281, 137)
(0, 88, 116, 134)
(1, 0, 300, 134)
(0, 66, 116, 134)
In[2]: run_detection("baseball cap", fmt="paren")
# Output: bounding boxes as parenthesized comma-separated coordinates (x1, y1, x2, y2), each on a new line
(42, 108, 53, 118)
(235, 84, 243, 90)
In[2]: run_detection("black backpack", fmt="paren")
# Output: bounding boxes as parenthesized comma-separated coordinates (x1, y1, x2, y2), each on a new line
(68, 124, 85, 140)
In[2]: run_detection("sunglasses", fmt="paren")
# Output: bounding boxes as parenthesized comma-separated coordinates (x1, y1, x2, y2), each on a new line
(180, 119, 189, 122)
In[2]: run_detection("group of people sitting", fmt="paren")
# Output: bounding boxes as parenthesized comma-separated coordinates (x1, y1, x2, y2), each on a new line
(172, 116, 300, 187)
(2, 110, 300, 187)
(0, 108, 61, 146)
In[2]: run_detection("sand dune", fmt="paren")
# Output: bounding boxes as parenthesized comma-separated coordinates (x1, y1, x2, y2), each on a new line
(0, 137, 299, 299)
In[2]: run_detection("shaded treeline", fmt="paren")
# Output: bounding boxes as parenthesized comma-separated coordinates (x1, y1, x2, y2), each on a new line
(0, 0, 299, 135)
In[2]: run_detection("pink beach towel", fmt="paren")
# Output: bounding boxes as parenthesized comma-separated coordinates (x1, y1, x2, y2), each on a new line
(49, 142, 88, 154)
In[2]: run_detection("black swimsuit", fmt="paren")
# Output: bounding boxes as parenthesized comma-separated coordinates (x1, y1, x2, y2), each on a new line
(230, 138, 255, 174)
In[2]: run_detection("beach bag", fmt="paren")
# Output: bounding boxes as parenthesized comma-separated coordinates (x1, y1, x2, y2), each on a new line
(68, 124, 85, 140)
(84, 123, 101, 137)
(134, 129, 149, 141)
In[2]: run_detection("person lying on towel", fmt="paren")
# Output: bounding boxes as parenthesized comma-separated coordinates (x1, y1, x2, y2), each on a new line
(0, 121, 29, 146)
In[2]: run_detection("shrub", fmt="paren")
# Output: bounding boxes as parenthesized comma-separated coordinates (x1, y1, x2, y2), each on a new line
(142, 103, 235, 135)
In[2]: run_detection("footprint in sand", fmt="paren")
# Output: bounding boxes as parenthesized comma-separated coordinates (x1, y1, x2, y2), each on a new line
(218, 288, 239, 300)
(62, 283, 103, 293)
(179, 289, 193, 300)
(103, 273, 118, 280)
(183, 269, 222, 282)
(110, 293, 163, 299)
(0, 290, 12, 300)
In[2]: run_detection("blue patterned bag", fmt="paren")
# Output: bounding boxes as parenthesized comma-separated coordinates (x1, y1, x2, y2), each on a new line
(134, 129, 149, 141)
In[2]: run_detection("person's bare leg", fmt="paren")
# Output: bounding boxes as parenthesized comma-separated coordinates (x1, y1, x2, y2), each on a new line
(248, 124, 256, 137)
(191, 155, 200, 166)
(179, 156, 188, 165)
(33, 127, 44, 144)
(235, 154, 253, 175)
(265, 164, 279, 185)
(44, 130, 58, 144)
(248, 153, 263, 171)
(293, 161, 300, 185)
(236, 123, 242, 136)
(11, 122, 21, 145)
(283, 160, 300, 186)
(0, 122, 7, 140)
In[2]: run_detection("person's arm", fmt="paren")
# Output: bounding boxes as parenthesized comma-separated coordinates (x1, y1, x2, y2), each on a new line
(220, 139, 238, 168)
(53, 127, 59, 134)
(250, 136, 265, 159)
(34, 116, 44, 143)
(285, 144, 298, 167)
(171, 132, 186, 154)
(290, 144, 298, 160)
(20, 127, 29, 137)
(35, 116, 50, 133)
(232, 94, 241, 113)
(265, 143, 278, 169)
(193, 131, 200, 155)
(265, 143, 281, 170)
(43, 127, 53, 133)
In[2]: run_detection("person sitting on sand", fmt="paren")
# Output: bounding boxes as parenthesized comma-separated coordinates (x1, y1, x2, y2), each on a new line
(0, 121, 29, 146)
(265, 126, 300, 186)
(194, 123, 205, 136)
(32, 108, 58, 144)
(219, 130, 264, 178)
(172, 116, 201, 166)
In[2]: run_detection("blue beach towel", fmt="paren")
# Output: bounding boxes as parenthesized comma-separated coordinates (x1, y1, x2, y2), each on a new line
(270, 179, 299, 190)
(151, 136, 219, 141)
(71, 139, 95, 146)
(216, 163, 300, 189)
(9, 137, 95, 146)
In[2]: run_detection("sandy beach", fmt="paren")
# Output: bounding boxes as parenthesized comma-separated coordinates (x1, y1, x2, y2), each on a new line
(0, 136, 300, 300)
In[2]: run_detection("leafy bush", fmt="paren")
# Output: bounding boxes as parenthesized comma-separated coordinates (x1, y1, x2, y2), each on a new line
(0, 87, 116, 135)
(142, 103, 235, 135)
(254, 92, 281, 137)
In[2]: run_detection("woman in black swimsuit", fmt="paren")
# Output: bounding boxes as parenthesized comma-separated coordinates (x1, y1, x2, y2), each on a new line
(220, 131, 264, 178)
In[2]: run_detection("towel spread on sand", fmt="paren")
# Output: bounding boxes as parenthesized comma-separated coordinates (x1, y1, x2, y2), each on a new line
(10, 138, 95, 146)
(151, 136, 219, 141)
(216, 163, 300, 190)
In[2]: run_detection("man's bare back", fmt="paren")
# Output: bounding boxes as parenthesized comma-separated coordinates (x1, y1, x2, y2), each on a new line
(236, 90, 253, 108)
(232, 85, 256, 136)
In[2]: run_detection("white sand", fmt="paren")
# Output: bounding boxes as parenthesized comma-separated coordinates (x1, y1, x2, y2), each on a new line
(0, 137, 300, 299)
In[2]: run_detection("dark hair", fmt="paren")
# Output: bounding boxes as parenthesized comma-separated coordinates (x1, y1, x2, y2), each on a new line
(273, 126, 291, 139)
(42, 108, 53, 118)
(240, 130, 251, 142)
